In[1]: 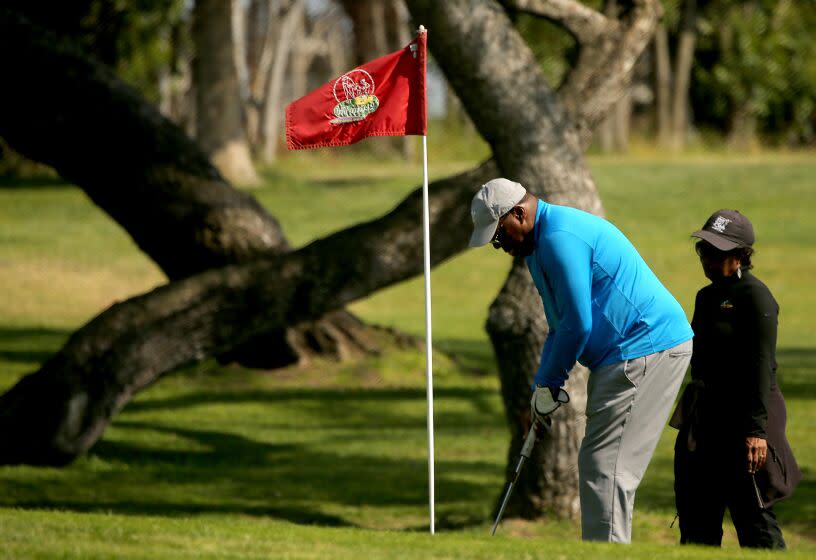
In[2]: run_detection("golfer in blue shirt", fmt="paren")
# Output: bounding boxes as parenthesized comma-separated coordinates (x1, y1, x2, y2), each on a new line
(470, 178, 693, 543)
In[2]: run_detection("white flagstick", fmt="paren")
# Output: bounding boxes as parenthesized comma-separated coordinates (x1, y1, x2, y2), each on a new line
(421, 132, 435, 535)
(413, 23, 434, 536)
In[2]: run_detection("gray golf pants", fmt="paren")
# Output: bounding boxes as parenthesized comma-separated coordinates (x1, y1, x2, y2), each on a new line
(579, 339, 692, 543)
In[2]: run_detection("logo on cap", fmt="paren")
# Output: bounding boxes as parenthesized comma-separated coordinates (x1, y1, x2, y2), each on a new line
(711, 216, 732, 233)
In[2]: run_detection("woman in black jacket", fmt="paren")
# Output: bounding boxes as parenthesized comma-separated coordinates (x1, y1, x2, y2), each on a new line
(673, 209, 799, 549)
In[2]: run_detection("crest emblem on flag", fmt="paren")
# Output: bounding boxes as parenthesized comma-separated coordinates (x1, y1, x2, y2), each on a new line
(285, 31, 426, 150)
(331, 69, 380, 124)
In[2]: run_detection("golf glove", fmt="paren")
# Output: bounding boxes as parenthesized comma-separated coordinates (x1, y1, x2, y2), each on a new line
(531, 386, 569, 423)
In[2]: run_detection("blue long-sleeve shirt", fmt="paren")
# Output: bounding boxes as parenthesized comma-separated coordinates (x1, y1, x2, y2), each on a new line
(526, 200, 693, 388)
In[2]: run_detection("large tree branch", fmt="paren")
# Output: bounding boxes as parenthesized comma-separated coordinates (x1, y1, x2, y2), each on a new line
(574, 0, 662, 130)
(556, 0, 662, 145)
(0, 7, 288, 279)
(0, 160, 497, 466)
(506, 0, 611, 43)
(0, 7, 400, 369)
(500, 1, 663, 147)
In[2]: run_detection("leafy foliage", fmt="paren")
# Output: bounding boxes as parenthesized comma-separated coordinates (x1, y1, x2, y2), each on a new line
(694, 0, 816, 144)
(5, 0, 188, 103)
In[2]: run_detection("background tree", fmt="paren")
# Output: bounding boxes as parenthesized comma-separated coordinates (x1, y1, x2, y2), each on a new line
(693, 0, 816, 149)
(7, 0, 806, 526)
(192, 0, 260, 185)
(0, 4, 497, 465)
(0, 1, 662, 524)
(652, 0, 699, 150)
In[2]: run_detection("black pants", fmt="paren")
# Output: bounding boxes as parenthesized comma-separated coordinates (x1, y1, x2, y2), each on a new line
(674, 433, 786, 549)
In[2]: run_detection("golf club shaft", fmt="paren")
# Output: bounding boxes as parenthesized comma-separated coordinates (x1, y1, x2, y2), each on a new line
(751, 474, 765, 509)
(491, 477, 517, 535)
(491, 428, 537, 535)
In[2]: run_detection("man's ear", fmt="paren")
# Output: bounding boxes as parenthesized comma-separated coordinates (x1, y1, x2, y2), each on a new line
(511, 205, 525, 223)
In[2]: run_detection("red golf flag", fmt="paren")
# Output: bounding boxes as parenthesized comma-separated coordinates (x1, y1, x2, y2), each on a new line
(286, 32, 427, 150)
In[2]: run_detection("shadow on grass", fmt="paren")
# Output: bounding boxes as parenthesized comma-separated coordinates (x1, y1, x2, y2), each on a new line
(436, 338, 496, 376)
(776, 467, 816, 538)
(124, 386, 501, 421)
(636, 453, 676, 513)
(310, 177, 370, 188)
(2, 328, 809, 533)
(0, 327, 69, 365)
(636, 347, 816, 538)
(0, 386, 503, 530)
(777, 348, 816, 399)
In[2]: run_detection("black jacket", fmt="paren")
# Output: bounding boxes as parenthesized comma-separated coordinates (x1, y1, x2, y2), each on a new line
(680, 269, 801, 505)
(690, 269, 776, 439)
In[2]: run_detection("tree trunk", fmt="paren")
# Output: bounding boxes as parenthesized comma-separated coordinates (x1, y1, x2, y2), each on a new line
(613, 89, 632, 152)
(192, 0, 260, 186)
(0, 7, 395, 370)
(670, 0, 697, 151)
(597, 92, 632, 153)
(596, 0, 627, 154)
(341, 0, 390, 65)
(488, 259, 588, 518)
(245, 0, 271, 148)
(598, 114, 616, 152)
(654, 23, 672, 147)
(727, 101, 759, 151)
(260, 0, 304, 163)
(232, 0, 251, 109)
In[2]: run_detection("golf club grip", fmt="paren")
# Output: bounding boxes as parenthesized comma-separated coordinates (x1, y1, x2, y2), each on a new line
(520, 425, 537, 459)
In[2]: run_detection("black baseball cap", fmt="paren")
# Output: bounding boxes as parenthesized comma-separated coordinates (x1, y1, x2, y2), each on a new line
(692, 209, 755, 251)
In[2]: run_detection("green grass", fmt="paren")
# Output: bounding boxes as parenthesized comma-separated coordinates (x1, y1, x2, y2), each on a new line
(0, 152, 814, 557)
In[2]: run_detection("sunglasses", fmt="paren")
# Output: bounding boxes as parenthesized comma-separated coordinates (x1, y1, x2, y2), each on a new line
(491, 223, 505, 249)
(695, 241, 728, 261)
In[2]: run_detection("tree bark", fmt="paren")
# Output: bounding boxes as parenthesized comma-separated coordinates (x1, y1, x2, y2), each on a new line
(193, 0, 260, 185)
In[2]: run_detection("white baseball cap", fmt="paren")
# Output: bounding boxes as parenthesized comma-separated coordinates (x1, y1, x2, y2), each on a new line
(469, 178, 527, 247)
